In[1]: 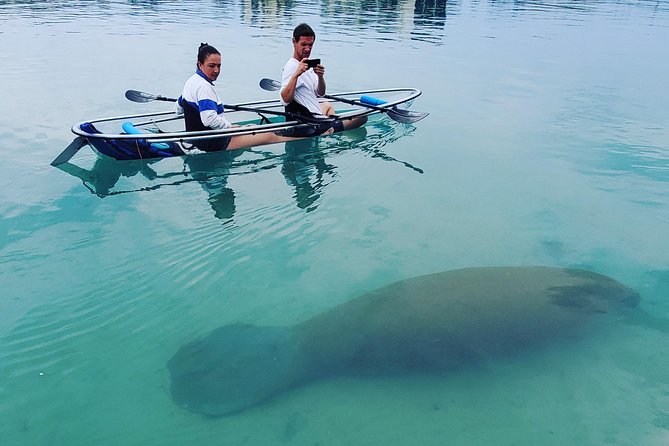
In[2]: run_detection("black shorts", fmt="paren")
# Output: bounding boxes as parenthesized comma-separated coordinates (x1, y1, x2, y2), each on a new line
(281, 101, 344, 137)
(275, 117, 344, 138)
(192, 135, 232, 152)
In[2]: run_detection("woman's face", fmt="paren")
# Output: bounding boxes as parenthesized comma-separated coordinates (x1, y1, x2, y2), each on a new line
(198, 53, 221, 82)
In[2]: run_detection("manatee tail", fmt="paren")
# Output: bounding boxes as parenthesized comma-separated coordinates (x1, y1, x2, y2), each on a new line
(167, 324, 312, 416)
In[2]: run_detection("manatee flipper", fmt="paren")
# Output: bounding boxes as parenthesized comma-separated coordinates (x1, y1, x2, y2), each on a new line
(167, 324, 312, 416)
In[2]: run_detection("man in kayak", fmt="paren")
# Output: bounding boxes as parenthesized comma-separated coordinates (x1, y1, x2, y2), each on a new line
(176, 43, 300, 151)
(280, 23, 367, 135)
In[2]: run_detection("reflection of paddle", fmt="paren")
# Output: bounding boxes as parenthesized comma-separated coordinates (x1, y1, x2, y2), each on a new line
(124, 89, 335, 125)
(258, 78, 429, 124)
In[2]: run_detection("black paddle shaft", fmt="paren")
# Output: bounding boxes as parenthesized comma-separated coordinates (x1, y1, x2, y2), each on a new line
(124, 89, 336, 125)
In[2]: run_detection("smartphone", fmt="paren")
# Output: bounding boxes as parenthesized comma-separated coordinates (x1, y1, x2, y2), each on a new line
(306, 59, 321, 68)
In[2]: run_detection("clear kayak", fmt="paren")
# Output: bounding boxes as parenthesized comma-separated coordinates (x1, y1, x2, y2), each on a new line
(52, 87, 427, 165)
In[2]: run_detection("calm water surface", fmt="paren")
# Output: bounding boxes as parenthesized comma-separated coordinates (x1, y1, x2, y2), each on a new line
(1, 1, 668, 445)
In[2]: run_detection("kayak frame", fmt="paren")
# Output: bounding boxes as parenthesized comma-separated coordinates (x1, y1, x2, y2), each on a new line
(50, 87, 423, 164)
(71, 88, 423, 143)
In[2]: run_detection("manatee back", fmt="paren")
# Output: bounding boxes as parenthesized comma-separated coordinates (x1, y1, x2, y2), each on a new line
(299, 267, 639, 371)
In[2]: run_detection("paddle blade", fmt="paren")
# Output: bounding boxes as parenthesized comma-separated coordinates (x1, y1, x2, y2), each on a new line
(125, 90, 177, 103)
(50, 137, 87, 166)
(125, 89, 157, 103)
(387, 109, 430, 124)
(259, 78, 281, 91)
(359, 94, 429, 123)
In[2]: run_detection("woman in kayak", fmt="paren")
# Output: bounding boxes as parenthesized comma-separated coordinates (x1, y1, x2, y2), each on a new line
(176, 43, 325, 151)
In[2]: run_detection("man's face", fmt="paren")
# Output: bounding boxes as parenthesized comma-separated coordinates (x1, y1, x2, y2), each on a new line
(293, 36, 315, 60)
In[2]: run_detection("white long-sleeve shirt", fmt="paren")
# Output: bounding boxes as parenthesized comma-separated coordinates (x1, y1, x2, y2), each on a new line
(175, 70, 231, 129)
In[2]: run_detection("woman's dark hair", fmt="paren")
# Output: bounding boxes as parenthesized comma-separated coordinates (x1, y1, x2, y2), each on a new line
(197, 42, 220, 65)
(292, 23, 315, 41)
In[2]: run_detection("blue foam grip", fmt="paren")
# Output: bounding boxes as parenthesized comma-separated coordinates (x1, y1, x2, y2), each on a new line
(122, 122, 170, 149)
(122, 122, 143, 134)
(359, 95, 388, 106)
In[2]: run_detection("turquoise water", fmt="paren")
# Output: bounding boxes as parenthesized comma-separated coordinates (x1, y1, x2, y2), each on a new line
(1, 0, 668, 444)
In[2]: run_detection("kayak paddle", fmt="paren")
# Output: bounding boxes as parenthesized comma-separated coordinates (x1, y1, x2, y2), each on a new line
(124, 89, 337, 125)
(258, 78, 429, 124)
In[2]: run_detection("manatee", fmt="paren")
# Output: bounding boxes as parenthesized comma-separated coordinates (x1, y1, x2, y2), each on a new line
(166, 266, 639, 416)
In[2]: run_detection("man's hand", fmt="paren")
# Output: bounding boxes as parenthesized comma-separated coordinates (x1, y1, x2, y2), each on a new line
(302, 58, 326, 96)
(313, 63, 325, 78)
(296, 58, 310, 76)
(282, 57, 327, 103)
(297, 58, 325, 77)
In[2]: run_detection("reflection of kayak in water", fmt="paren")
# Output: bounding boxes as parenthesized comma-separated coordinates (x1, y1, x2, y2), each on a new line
(53, 150, 241, 201)
(53, 118, 421, 203)
(51, 88, 428, 165)
(184, 152, 240, 220)
(282, 126, 368, 212)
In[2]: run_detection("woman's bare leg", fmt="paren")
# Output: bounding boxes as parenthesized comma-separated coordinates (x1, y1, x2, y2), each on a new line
(226, 132, 298, 151)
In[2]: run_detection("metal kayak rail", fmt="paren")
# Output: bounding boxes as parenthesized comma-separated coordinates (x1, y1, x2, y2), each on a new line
(70, 88, 423, 143)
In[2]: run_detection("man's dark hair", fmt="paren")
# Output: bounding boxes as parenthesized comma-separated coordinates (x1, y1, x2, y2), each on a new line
(293, 23, 315, 41)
